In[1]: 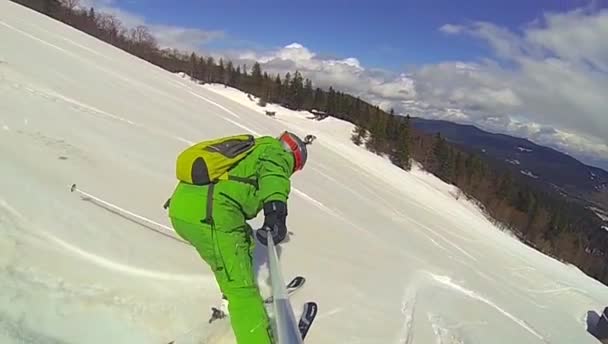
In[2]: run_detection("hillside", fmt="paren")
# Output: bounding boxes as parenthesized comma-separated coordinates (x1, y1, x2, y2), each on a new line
(411, 118, 608, 208)
(2, 1, 608, 344)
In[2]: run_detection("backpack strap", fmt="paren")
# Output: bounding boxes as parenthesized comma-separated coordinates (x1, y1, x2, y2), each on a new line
(203, 182, 216, 225)
(200, 176, 256, 225)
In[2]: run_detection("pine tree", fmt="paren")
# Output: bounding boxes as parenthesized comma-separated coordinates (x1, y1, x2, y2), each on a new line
(251, 62, 263, 94)
(197, 56, 207, 83)
(224, 60, 234, 86)
(282, 72, 291, 106)
(218, 58, 225, 85)
(189, 53, 198, 79)
(366, 107, 388, 153)
(389, 119, 412, 170)
(432, 133, 452, 180)
(290, 71, 304, 109)
(303, 79, 314, 109)
(205, 56, 215, 82)
(386, 109, 400, 141)
(313, 87, 325, 110)
(272, 74, 282, 103)
(326, 87, 337, 114)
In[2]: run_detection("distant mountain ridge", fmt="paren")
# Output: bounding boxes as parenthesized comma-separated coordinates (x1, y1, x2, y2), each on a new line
(411, 117, 608, 210)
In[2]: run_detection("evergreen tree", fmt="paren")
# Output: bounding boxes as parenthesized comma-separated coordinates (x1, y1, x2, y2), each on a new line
(205, 56, 215, 82)
(251, 62, 263, 93)
(313, 87, 325, 110)
(189, 53, 198, 79)
(234, 66, 242, 88)
(391, 119, 412, 170)
(366, 107, 388, 153)
(218, 58, 225, 84)
(282, 72, 292, 106)
(432, 133, 453, 180)
(224, 60, 234, 86)
(272, 74, 282, 103)
(303, 79, 314, 109)
(326, 87, 337, 114)
(290, 71, 304, 108)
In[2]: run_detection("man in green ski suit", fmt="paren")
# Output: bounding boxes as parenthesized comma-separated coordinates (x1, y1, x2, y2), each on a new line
(167, 131, 310, 344)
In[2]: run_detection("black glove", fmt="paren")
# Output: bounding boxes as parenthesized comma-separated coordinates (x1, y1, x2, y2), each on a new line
(256, 201, 287, 246)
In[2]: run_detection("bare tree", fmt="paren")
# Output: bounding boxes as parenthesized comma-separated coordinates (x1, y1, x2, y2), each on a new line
(129, 25, 158, 58)
(96, 13, 124, 43)
(60, 0, 80, 11)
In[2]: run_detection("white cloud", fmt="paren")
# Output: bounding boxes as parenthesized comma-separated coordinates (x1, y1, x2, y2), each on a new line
(227, 25, 608, 170)
(150, 25, 224, 51)
(439, 24, 464, 34)
(426, 9, 608, 167)
(76, 1, 608, 169)
(230, 43, 414, 106)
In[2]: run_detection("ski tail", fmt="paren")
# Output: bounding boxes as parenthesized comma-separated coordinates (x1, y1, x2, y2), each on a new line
(264, 276, 306, 304)
(298, 302, 318, 340)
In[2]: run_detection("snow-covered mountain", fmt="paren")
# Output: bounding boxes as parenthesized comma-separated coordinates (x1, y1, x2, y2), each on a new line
(2, 2, 608, 343)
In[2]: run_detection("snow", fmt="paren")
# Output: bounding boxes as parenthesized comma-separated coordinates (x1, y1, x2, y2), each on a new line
(521, 170, 540, 179)
(2, 2, 608, 343)
(506, 158, 521, 166)
(518, 147, 534, 152)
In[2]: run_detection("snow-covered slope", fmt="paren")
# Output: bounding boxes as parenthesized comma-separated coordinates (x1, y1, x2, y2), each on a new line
(1, 2, 608, 343)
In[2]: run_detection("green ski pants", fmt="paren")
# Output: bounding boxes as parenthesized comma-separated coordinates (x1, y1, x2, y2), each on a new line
(170, 218, 273, 344)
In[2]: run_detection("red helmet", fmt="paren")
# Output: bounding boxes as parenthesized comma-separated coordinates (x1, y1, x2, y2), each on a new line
(279, 131, 309, 172)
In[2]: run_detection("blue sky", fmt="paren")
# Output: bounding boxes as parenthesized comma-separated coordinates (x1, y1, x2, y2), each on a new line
(112, 0, 596, 70)
(93, 0, 608, 169)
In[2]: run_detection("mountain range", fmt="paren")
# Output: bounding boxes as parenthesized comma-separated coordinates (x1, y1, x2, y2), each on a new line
(411, 117, 608, 213)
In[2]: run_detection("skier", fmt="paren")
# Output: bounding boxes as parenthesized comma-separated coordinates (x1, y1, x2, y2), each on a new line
(167, 131, 312, 344)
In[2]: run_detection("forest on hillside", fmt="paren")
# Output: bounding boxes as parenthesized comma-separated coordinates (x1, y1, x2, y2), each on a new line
(12, 0, 608, 285)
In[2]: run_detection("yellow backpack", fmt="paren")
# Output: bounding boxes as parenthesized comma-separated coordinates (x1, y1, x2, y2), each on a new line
(176, 134, 256, 185)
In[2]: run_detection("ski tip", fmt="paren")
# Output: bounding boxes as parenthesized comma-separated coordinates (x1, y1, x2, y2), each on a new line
(304, 302, 318, 312)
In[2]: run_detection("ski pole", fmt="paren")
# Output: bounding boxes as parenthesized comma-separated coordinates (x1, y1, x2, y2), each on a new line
(69, 184, 186, 243)
(266, 233, 303, 344)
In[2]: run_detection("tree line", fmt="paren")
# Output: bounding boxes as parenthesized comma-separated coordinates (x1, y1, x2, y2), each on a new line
(11, 0, 607, 285)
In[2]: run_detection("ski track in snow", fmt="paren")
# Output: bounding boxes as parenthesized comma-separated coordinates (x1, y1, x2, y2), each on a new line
(398, 286, 417, 344)
(0, 198, 26, 221)
(0, 19, 188, 106)
(186, 91, 241, 119)
(46, 90, 137, 125)
(221, 116, 262, 136)
(427, 273, 546, 342)
(41, 231, 211, 283)
(427, 313, 465, 344)
(405, 216, 478, 263)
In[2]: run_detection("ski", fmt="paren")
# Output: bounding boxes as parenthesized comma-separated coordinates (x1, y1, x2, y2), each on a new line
(264, 275, 306, 304)
(298, 302, 318, 340)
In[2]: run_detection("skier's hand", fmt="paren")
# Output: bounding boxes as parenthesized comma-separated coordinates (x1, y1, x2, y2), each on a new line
(256, 201, 287, 246)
